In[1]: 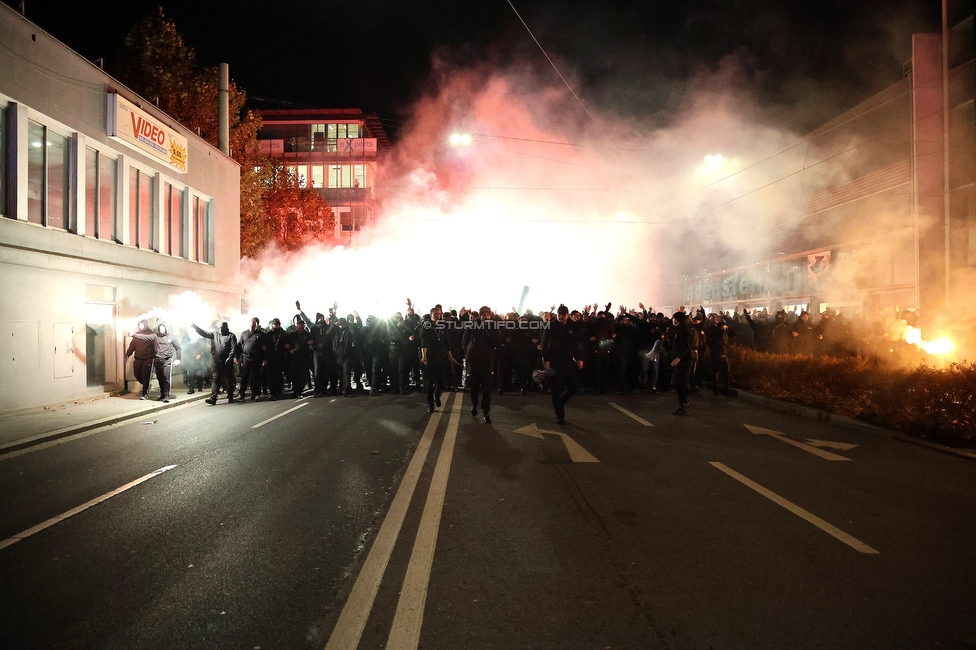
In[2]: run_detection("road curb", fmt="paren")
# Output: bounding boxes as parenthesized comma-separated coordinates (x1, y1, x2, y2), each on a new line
(0, 394, 211, 454)
(735, 389, 976, 462)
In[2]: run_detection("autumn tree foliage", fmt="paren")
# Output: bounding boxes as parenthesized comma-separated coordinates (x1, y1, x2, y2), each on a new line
(259, 167, 337, 252)
(112, 8, 335, 257)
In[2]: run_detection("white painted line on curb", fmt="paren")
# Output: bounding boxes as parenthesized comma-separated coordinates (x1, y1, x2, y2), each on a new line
(324, 406, 445, 650)
(710, 462, 878, 554)
(609, 402, 653, 427)
(386, 392, 464, 650)
(0, 465, 179, 551)
(251, 402, 308, 429)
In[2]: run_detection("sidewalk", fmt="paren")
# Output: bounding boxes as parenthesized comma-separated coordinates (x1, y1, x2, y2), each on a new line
(0, 390, 209, 454)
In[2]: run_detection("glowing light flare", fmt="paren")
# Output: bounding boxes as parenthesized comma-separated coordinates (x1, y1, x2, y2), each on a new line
(903, 325, 954, 355)
(123, 291, 218, 336)
(449, 133, 473, 146)
(695, 153, 735, 184)
(701, 154, 725, 173)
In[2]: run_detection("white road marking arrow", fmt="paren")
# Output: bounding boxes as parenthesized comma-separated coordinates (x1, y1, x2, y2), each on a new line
(744, 424, 851, 461)
(806, 439, 858, 451)
(514, 423, 600, 463)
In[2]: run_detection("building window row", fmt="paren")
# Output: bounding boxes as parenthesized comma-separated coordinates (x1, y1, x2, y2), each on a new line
(27, 120, 69, 228)
(1, 105, 214, 265)
(287, 163, 370, 189)
(311, 122, 360, 152)
(0, 105, 7, 215)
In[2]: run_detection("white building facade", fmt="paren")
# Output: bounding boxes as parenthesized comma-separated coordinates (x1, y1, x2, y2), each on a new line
(0, 4, 241, 411)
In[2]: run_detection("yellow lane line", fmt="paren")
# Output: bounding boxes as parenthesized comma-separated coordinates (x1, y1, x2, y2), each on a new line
(386, 392, 464, 649)
(324, 406, 445, 650)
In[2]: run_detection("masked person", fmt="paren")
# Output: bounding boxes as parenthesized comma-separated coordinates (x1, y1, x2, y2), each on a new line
(237, 317, 265, 401)
(420, 306, 456, 413)
(462, 306, 499, 423)
(297, 302, 336, 397)
(705, 312, 736, 395)
(669, 312, 693, 415)
(288, 314, 315, 398)
(192, 321, 238, 405)
(541, 305, 584, 425)
(182, 328, 207, 395)
(331, 317, 357, 397)
(124, 320, 155, 399)
(263, 318, 290, 400)
(402, 302, 423, 391)
(151, 323, 182, 403)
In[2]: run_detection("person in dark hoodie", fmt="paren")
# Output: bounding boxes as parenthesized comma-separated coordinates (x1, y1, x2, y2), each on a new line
(462, 306, 499, 423)
(124, 320, 155, 399)
(669, 311, 693, 415)
(263, 318, 289, 400)
(541, 305, 584, 425)
(237, 317, 265, 401)
(288, 314, 315, 398)
(192, 321, 238, 405)
(151, 323, 182, 403)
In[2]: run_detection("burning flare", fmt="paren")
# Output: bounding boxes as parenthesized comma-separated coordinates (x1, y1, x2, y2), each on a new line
(903, 325, 954, 355)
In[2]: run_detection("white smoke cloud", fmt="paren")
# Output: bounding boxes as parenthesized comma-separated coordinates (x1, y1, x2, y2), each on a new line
(241, 56, 818, 321)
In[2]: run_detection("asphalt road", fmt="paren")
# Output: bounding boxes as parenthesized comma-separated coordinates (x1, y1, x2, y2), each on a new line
(1, 387, 974, 649)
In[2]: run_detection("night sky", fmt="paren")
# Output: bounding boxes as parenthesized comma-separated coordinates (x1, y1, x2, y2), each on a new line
(5, 0, 942, 139)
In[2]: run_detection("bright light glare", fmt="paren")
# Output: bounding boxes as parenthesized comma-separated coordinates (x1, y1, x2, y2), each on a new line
(449, 133, 473, 146)
(904, 325, 954, 355)
(702, 154, 725, 172)
(124, 291, 217, 335)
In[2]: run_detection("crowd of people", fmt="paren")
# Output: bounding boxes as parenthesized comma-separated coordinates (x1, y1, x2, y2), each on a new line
(125, 298, 953, 422)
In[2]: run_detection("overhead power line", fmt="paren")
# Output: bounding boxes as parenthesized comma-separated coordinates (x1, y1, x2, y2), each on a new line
(506, 0, 593, 121)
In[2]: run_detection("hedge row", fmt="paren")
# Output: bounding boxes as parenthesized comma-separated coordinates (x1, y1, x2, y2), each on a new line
(727, 346, 976, 448)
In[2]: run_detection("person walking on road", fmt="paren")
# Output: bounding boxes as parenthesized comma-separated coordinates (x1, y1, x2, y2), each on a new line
(463, 306, 499, 423)
(237, 317, 265, 401)
(151, 323, 182, 403)
(669, 311, 693, 415)
(192, 321, 238, 405)
(420, 306, 455, 413)
(124, 320, 155, 399)
(541, 305, 584, 425)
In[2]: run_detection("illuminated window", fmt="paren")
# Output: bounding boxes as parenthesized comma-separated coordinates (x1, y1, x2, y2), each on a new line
(326, 124, 338, 153)
(128, 167, 155, 249)
(27, 121, 69, 228)
(329, 165, 366, 188)
(311, 124, 326, 151)
(295, 165, 308, 188)
(85, 148, 118, 241)
(192, 195, 212, 264)
(0, 105, 5, 216)
(163, 182, 184, 257)
(311, 165, 324, 188)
